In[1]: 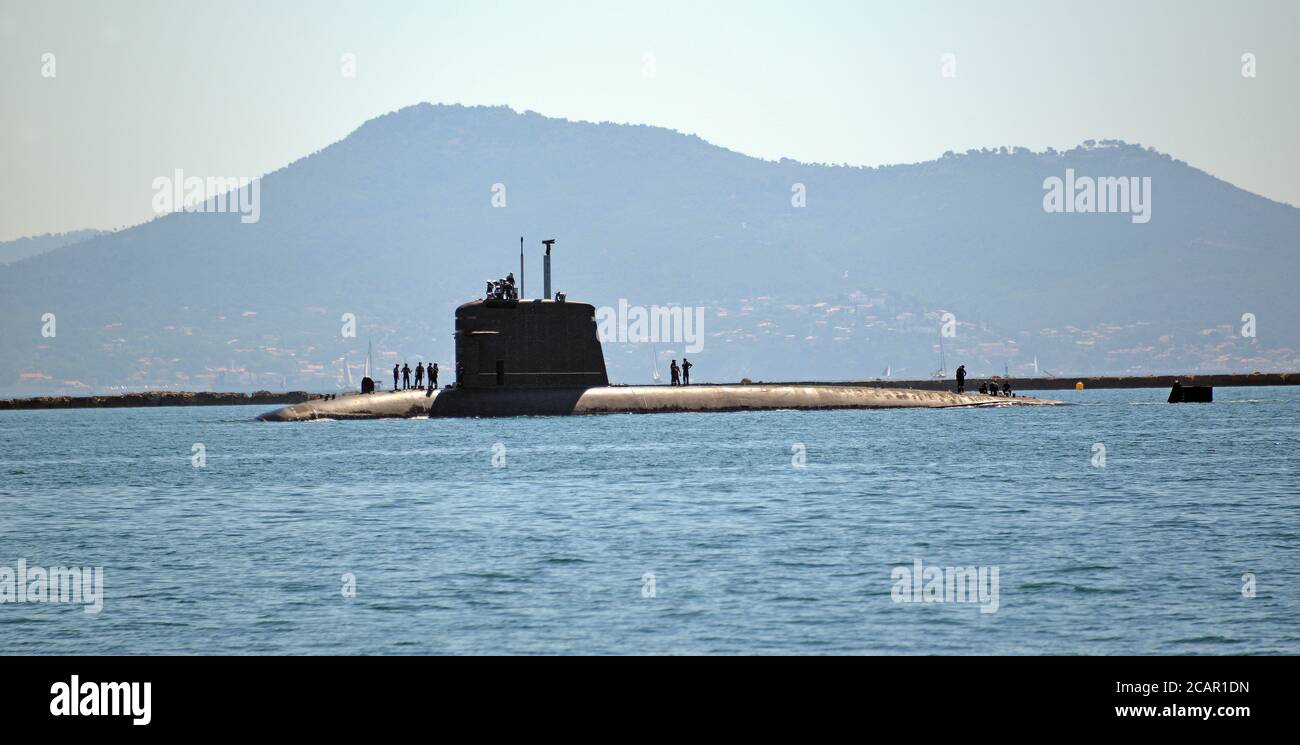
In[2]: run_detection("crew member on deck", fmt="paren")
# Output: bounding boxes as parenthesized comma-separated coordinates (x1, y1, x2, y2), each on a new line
(669, 360, 680, 386)
(393, 364, 400, 391)
(955, 364, 966, 393)
(402, 363, 411, 390)
(430, 363, 438, 390)
(415, 362, 424, 389)
(681, 358, 693, 386)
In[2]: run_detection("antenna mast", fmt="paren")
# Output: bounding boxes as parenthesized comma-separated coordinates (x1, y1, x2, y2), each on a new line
(542, 239, 556, 299)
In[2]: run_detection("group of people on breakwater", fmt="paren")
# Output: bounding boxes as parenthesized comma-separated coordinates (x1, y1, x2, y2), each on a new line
(383, 357, 699, 390)
(393, 362, 439, 391)
(667, 357, 693, 386)
(954, 365, 1015, 397)
(381, 356, 1021, 395)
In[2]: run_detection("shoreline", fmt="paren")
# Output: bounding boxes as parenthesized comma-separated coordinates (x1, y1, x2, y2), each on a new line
(0, 372, 1294, 411)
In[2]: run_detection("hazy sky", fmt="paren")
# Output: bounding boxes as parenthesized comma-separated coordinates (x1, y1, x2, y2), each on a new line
(1, 0, 1297, 240)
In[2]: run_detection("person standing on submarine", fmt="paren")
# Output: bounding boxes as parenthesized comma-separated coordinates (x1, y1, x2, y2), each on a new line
(955, 364, 966, 393)
(430, 362, 438, 390)
(402, 363, 411, 390)
(669, 360, 680, 386)
(681, 357, 693, 386)
(392, 364, 400, 391)
(414, 362, 424, 389)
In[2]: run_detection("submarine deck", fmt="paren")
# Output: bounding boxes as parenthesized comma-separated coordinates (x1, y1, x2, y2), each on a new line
(257, 384, 1061, 421)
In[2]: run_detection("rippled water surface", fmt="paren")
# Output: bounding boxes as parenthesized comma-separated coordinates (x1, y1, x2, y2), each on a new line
(1, 386, 1296, 654)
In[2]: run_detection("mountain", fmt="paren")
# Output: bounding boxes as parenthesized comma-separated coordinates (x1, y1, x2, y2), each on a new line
(1, 103, 1296, 395)
(0, 229, 104, 265)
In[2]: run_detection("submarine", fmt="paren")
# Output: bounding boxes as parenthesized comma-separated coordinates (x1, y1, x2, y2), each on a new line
(259, 240, 1059, 421)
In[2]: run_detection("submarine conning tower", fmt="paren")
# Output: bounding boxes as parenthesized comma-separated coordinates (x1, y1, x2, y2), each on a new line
(454, 297, 609, 389)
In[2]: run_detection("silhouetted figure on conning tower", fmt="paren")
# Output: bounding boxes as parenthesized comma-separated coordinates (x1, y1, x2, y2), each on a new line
(415, 362, 424, 389)
(670, 360, 680, 386)
(402, 363, 411, 390)
(430, 363, 438, 390)
(392, 364, 400, 391)
(485, 274, 519, 301)
(682, 358, 693, 386)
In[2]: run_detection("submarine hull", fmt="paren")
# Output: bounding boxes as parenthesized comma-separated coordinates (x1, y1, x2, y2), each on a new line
(257, 385, 1060, 421)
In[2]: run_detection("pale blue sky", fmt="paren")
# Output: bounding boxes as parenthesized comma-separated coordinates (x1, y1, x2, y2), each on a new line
(1, 0, 1296, 240)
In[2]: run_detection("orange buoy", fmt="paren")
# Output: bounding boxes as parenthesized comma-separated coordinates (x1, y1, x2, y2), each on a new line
(1075, 381, 1085, 390)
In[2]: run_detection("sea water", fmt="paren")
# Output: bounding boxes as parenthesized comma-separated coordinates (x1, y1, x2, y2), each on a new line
(1, 386, 1296, 654)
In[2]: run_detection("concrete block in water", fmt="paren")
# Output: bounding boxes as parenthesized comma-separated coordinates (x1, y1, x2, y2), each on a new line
(1168, 384, 1212, 403)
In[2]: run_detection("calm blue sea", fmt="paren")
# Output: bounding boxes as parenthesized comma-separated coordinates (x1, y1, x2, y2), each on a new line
(1, 386, 1296, 655)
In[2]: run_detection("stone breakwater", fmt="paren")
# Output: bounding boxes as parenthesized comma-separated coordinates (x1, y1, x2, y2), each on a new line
(0, 391, 323, 411)
(844, 372, 1296, 392)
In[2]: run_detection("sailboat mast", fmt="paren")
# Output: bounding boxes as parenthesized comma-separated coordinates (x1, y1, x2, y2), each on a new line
(937, 327, 947, 376)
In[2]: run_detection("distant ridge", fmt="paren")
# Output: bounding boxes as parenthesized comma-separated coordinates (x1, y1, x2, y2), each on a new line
(1, 103, 1296, 395)
(0, 229, 105, 265)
